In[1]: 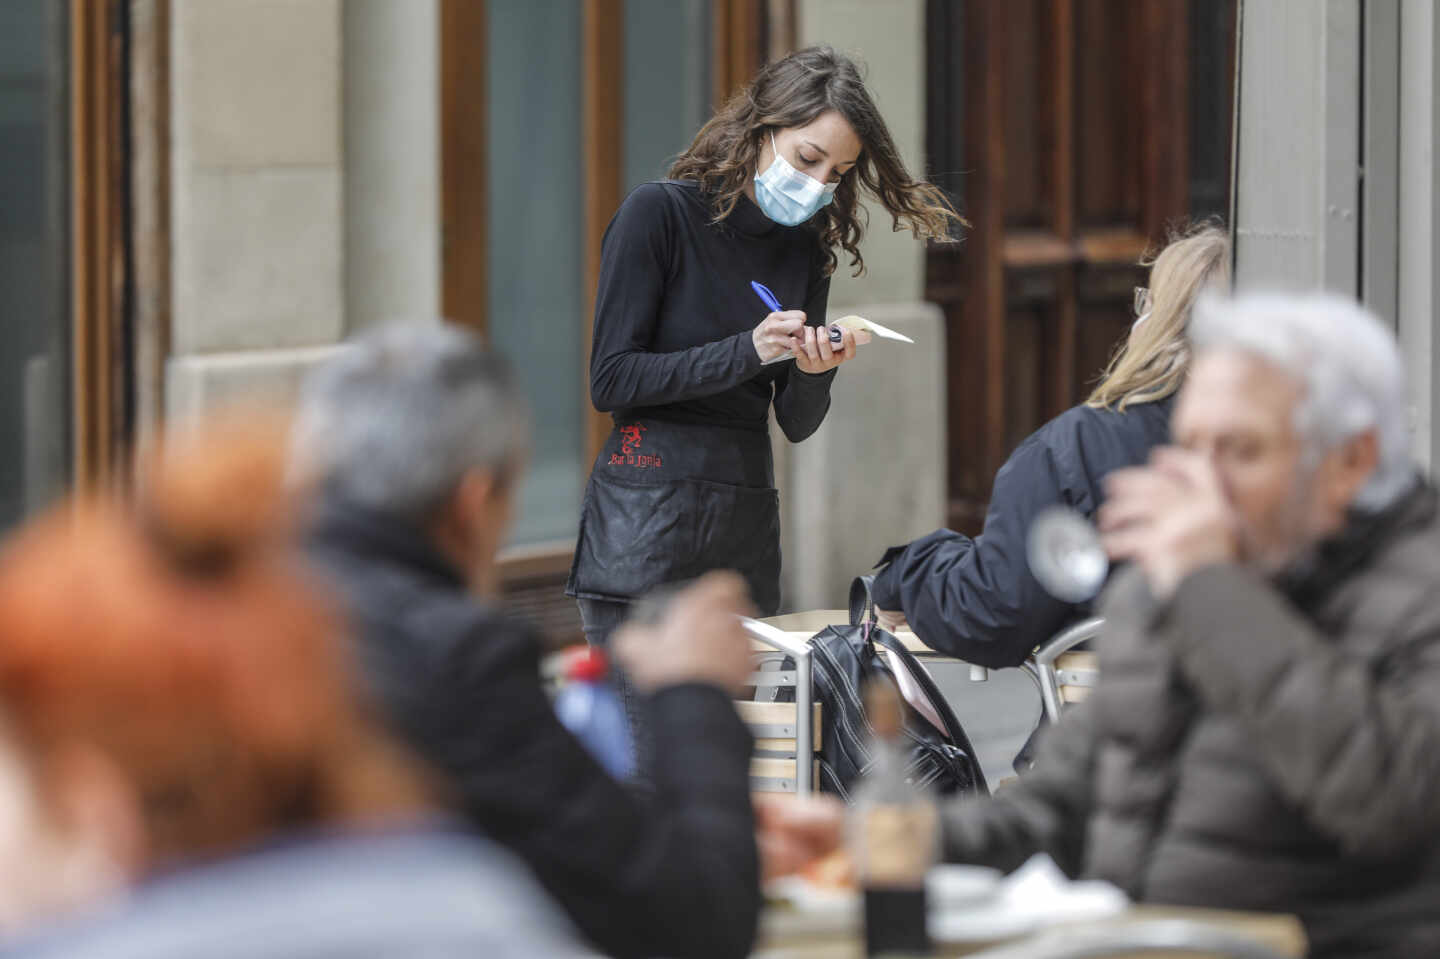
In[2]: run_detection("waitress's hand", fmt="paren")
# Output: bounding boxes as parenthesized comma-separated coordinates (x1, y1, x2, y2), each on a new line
(752, 310, 809, 363)
(793, 325, 864, 375)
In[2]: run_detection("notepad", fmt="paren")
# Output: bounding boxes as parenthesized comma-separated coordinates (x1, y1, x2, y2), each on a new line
(832, 314, 915, 344)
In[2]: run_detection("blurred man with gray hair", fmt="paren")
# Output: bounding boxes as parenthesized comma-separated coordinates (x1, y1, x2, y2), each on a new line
(292, 324, 765, 959)
(935, 293, 1440, 956)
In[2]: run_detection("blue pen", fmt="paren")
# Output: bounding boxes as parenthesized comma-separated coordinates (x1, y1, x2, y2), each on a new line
(750, 281, 842, 365)
(750, 280, 783, 314)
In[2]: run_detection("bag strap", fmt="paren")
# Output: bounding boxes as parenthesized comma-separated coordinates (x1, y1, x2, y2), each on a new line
(848, 574, 990, 794)
(849, 574, 878, 627)
(868, 625, 991, 796)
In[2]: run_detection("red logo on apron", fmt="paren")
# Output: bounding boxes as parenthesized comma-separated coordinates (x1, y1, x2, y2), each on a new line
(610, 423, 663, 470)
(620, 424, 645, 455)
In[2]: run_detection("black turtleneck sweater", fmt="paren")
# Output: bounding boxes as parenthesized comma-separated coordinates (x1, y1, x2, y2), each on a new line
(589, 179, 836, 440)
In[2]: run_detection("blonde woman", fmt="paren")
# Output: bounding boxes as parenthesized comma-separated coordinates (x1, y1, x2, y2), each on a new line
(873, 223, 1231, 668)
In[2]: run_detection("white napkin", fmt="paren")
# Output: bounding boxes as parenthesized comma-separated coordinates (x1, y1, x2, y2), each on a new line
(928, 854, 1128, 942)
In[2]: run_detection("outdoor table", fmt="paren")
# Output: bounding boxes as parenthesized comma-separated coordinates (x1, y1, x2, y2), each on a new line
(745, 609, 988, 795)
(754, 903, 1306, 958)
(750, 616, 1307, 957)
(757, 609, 1102, 723)
(758, 609, 937, 656)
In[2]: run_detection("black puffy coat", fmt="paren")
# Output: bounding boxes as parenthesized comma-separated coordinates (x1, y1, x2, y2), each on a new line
(304, 500, 759, 959)
(942, 482, 1440, 958)
(871, 397, 1173, 668)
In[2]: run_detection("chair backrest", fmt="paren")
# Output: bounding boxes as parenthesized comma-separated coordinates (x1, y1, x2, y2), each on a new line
(1027, 618, 1103, 723)
(736, 700, 822, 794)
(739, 618, 818, 794)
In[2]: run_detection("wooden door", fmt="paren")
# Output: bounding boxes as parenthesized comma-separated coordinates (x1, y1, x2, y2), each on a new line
(925, 0, 1236, 533)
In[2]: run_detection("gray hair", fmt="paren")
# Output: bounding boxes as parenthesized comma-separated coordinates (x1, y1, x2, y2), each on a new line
(1189, 292, 1415, 511)
(291, 324, 529, 520)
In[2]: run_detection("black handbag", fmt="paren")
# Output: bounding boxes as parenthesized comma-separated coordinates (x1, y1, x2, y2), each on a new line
(776, 576, 988, 800)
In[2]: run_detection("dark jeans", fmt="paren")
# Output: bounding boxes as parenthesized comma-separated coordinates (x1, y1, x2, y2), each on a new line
(576, 598, 652, 786)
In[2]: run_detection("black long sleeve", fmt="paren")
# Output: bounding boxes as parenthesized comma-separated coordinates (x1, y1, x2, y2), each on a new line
(589, 180, 835, 434)
(590, 186, 764, 411)
(772, 252, 837, 442)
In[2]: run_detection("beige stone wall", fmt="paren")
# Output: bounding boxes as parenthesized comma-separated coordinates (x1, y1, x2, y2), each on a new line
(171, 0, 344, 359)
(798, 0, 927, 306)
(166, 0, 439, 422)
(343, 0, 441, 333)
(776, 0, 947, 611)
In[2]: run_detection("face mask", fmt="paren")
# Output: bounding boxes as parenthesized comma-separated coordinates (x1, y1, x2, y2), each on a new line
(753, 131, 839, 226)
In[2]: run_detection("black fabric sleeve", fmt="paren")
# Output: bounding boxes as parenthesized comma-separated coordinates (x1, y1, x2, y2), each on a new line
(440, 622, 758, 959)
(869, 435, 1081, 668)
(772, 256, 836, 442)
(590, 185, 764, 412)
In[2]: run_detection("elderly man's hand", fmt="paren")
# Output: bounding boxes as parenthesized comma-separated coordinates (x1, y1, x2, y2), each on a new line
(613, 572, 756, 696)
(1099, 447, 1240, 600)
(754, 793, 845, 880)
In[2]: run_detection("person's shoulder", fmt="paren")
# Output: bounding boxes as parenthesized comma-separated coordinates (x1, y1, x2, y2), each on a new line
(407, 589, 543, 665)
(1362, 483, 1440, 609)
(608, 181, 704, 251)
(993, 398, 1171, 509)
(618, 179, 697, 218)
(1032, 397, 1172, 463)
(309, 536, 541, 674)
(1005, 403, 1102, 464)
(1052, 395, 1170, 437)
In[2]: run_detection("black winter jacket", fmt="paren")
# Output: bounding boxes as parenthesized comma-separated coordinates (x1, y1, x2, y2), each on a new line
(304, 500, 759, 959)
(871, 397, 1173, 668)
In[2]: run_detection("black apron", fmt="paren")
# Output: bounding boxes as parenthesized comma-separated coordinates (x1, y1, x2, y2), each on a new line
(566, 417, 782, 615)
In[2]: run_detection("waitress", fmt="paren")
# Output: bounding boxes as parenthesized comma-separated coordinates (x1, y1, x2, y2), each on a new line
(567, 46, 961, 702)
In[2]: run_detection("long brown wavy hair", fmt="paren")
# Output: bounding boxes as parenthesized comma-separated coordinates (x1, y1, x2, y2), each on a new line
(669, 46, 965, 277)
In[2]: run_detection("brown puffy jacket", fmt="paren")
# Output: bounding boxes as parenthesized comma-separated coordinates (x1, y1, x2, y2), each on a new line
(942, 482, 1440, 958)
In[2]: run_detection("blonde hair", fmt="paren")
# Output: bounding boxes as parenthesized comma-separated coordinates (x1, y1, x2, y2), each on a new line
(1086, 222, 1231, 411)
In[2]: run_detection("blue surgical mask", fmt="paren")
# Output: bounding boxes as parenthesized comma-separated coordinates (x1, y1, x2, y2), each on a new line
(753, 131, 838, 226)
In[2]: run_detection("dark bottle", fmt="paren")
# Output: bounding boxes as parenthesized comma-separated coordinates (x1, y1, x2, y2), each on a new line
(849, 678, 938, 957)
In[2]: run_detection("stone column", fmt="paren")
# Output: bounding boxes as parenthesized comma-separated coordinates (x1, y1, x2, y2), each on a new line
(775, 0, 947, 611)
(1231, 0, 1361, 294)
(1397, 0, 1440, 470)
(167, 0, 345, 420)
(344, 0, 441, 333)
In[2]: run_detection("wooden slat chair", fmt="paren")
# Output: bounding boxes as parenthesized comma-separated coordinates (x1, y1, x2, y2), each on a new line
(739, 618, 819, 795)
(735, 612, 1102, 791)
(1023, 617, 1104, 723)
(737, 701, 822, 794)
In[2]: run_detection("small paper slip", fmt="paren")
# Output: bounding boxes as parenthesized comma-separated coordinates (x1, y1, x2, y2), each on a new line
(832, 314, 915, 344)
